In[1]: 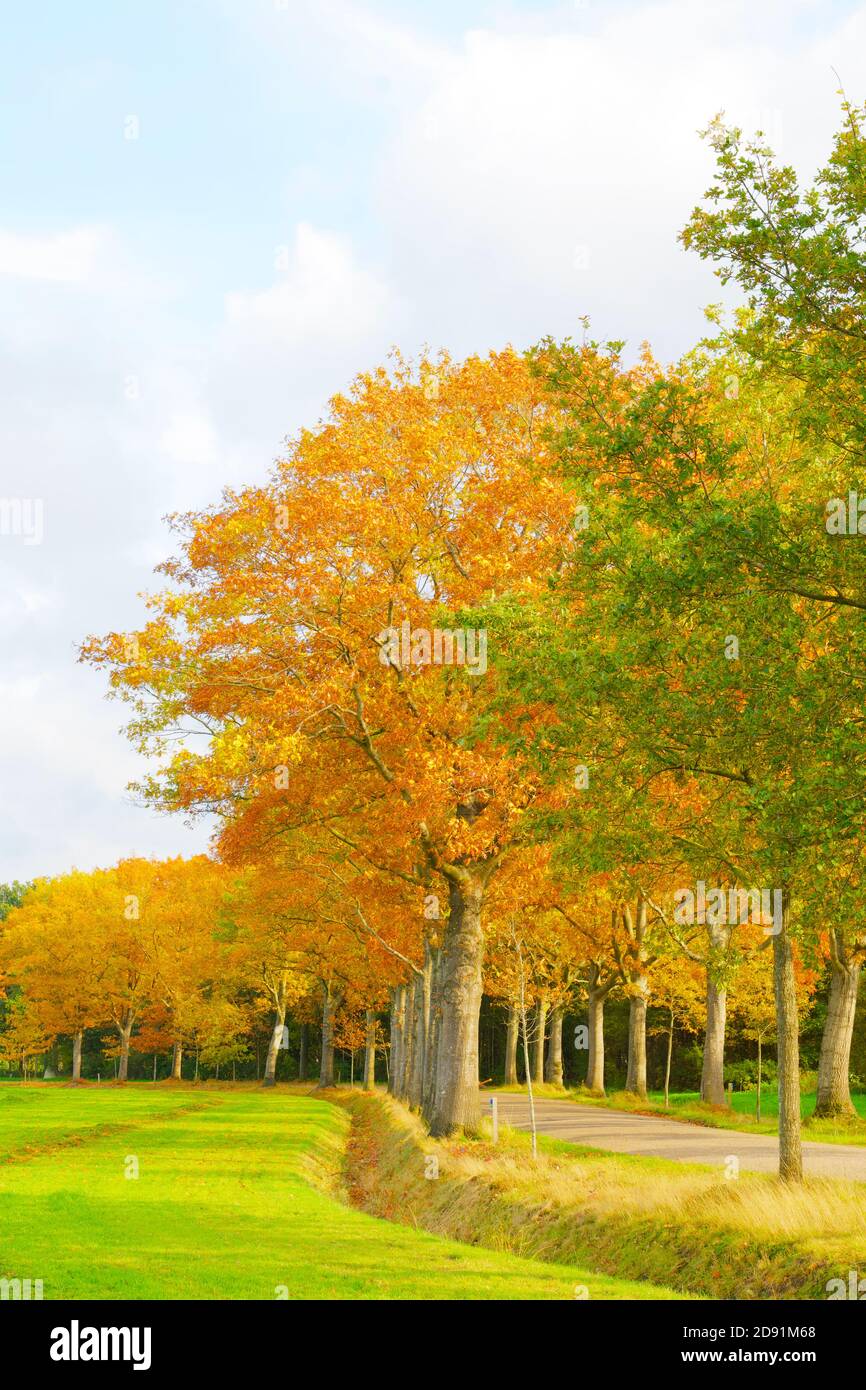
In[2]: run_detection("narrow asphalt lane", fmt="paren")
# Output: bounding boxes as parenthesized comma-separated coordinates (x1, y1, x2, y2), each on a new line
(486, 1092, 866, 1179)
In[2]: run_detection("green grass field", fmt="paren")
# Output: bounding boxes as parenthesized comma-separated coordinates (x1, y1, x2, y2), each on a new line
(620, 1087, 866, 1125)
(656, 1087, 866, 1144)
(0, 1084, 681, 1300)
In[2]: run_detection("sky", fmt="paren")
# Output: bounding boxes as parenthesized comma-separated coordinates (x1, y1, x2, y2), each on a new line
(2, 0, 865, 881)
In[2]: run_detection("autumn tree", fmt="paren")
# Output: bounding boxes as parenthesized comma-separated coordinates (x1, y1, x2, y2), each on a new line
(729, 942, 777, 1122)
(0, 998, 50, 1078)
(1, 871, 112, 1081)
(82, 350, 573, 1134)
(648, 953, 705, 1107)
(141, 856, 233, 1080)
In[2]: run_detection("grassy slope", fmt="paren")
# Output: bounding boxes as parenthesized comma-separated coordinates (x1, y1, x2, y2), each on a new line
(0, 1084, 674, 1300)
(339, 1091, 866, 1300)
(492, 1082, 866, 1146)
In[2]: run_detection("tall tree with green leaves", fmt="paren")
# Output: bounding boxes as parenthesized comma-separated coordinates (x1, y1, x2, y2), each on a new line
(485, 313, 866, 1180)
(681, 100, 866, 1135)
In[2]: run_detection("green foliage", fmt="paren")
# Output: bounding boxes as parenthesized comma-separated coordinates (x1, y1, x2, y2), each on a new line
(724, 1057, 778, 1092)
(0, 882, 31, 922)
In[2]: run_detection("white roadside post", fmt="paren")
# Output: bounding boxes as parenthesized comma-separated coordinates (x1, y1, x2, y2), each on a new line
(489, 1095, 499, 1144)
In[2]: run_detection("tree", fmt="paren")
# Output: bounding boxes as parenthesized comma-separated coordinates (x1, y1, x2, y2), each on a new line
(648, 954, 705, 1107)
(332, 1010, 367, 1087)
(508, 318, 866, 1181)
(81, 350, 573, 1134)
(1, 859, 234, 1084)
(143, 857, 234, 1081)
(730, 933, 816, 1123)
(0, 882, 30, 922)
(102, 859, 162, 1081)
(0, 872, 111, 1081)
(0, 998, 50, 1078)
(678, 102, 866, 1166)
(226, 866, 313, 1087)
(815, 925, 863, 1117)
(730, 944, 778, 1123)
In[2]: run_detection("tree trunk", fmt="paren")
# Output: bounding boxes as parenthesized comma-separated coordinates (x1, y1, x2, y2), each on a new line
(262, 1004, 286, 1088)
(408, 950, 432, 1109)
(402, 980, 416, 1103)
(389, 985, 408, 1099)
(298, 1024, 308, 1082)
(701, 977, 728, 1106)
(664, 1018, 673, 1108)
(532, 995, 548, 1085)
(318, 983, 337, 1088)
(422, 948, 442, 1116)
(625, 988, 647, 1098)
(516, 941, 538, 1160)
(71, 1030, 83, 1083)
(756, 1035, 762, 1124)
(387, 988, 399, 1096)
(700, 921, 732, 1106)
(623, 898, 649, 1099)
(586, 987, 606, 1094)
(363, 1010, 376, 1090)
(171, 1042, 183, 1080)
(774, 907, 803, 1182)
(117, 1018, 133, 1082)
(815, 930, 859, 1118)
(504, 1003, 519, 1085)
(545, 1005, 564, 1086)
(425, 871, 485, 1136)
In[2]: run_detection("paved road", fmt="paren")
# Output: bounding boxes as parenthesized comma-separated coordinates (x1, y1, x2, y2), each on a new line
(487, 1093, 866, 1180)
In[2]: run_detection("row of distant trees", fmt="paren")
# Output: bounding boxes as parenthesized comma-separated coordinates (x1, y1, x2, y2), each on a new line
(0, 862, 388, 1088)
(0, 859, 829, 1108)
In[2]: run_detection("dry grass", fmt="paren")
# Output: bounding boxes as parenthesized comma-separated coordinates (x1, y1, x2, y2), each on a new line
(336, 1090, 866, 1300)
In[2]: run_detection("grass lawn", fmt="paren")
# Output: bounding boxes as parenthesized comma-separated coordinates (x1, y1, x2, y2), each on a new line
(492, 1082, 866, 1145)
(0, 1083, 679, 1300)
(0, 1082, 222, 1160)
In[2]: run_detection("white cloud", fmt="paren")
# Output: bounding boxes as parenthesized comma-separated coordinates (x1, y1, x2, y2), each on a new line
(0, 226, 110, 284)
(0, 673, 137, 799)
(160, 411, 220, 470)
(225, 222, 396, 348)
(0, 672, 212, 880)
(0, 211, 405, 879)
(0, 585, 62, 631)
(336, 0, 865, 361)
(300, 0, 448, 80)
